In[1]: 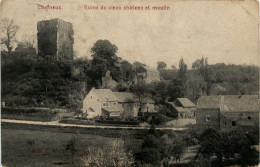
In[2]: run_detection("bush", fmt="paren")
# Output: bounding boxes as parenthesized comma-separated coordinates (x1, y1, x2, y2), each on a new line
(198, 129, 259, 166)
(59, 119, 96, 125)
(140, 112, 172, 125)
(199, 129, 221, 160)
(2, 107, 57, 121)
(95, 120, 139, 126)
(81, 139, 134, 167)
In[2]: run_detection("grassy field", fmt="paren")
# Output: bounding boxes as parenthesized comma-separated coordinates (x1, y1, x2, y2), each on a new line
(2, 124, 144, 167)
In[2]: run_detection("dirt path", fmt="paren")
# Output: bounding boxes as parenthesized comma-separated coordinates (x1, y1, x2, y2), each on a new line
(1, 119, 186, 131)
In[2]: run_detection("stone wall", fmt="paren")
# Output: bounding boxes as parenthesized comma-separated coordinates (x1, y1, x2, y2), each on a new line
(37, 19, 74, 60)
(196, 108, 220, 133)
(56, 19, 74, 60)
(37, 19, 58, 56)
(220, 111, 259, 133)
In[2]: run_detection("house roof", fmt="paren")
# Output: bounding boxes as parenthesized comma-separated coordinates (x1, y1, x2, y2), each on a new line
(174, 107, 190, 113)
(91, 88, 118, 101)
(197, 96, 222, 109)
(197, 95, 259, 112)
(113, 92, 154, 103)
(113, 92, 135, 102)
(138, 65, 159, 73)
(176, 98, 196, 108)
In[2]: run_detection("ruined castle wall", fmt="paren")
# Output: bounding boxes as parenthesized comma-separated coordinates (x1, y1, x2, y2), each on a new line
(56, 19, 74, 60)
(37, 19, 74, 60)
(37, 19, 58, 57)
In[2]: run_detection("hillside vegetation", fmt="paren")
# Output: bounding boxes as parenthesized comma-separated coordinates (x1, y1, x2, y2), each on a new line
(1, 40, 259, 110)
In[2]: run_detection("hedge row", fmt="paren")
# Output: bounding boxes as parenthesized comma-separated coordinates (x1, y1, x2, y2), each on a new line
(1, 107, 57, 122)
(59, 119, 96, 125)
(96, 120, 139, 126)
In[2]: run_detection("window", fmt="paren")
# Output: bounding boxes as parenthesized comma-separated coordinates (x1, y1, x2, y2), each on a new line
(103, 102, 107, 107)
(232, 121, 236, 126)
(223, 121, 226, 126)
(248, 116, 251, 120)
(194, 112, 196, 117)
(206, 115, 211, 122)
(113, 102, 117, 106)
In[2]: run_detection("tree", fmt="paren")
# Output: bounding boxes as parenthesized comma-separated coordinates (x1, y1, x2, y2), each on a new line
(177, 58, 187, 97)
(66, 134, 78, 164)
(157, 61, 167, 70)
(192, 57, 213, 95)
(120, 60, 134, 82)
(204, 58, 213, 95)
(139, 133, 162, 165)
(226, 133, 259, 166)
(199, 129, 222, 160)
(89, 40, 120, 86)
(168, 78, 186, 100)
(187, 75, 206, 102)
(133, 61, 145, 69)
(130, 81, 150, 114)
(15, 42, 36, 55)
(1, 18, 19, 54)
(81, 139, 134, 167)
(91, 39, 119, 67)
(178, 58, 187, 82)
(192, 58, 204, 70)
(23, 34, 37, 49)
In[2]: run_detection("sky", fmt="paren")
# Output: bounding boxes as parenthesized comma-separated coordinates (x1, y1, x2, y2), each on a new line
(1, 0, 259, 68)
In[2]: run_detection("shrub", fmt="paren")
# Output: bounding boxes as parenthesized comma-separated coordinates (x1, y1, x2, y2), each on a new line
(81, 139, 134, 167)
(2, 107, 57, 121)
(140, 112, 172, 125)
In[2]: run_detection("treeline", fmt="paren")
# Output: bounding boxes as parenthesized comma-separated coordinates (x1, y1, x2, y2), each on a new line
(159, 59, 259, 102)
(135, 126, 259, 167)
(1, 40, 138, 109)
(1, 39, 259, 110)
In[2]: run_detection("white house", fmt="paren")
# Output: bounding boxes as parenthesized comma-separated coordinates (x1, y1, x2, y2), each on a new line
(82, 88, 123, 118)
(82, 88, 157, 119)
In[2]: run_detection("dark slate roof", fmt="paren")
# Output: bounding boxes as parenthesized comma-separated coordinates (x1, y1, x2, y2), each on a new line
(113, 92, 154, 103)
(221, 95, 259, 112)
(197, 96, 222, 109)
(197, 95, 259, 112)
(176, 98, 196, 108)
(174, 107, 190, 113)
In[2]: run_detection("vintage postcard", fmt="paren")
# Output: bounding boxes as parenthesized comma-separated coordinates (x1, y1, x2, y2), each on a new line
(1, 0, 259, 166)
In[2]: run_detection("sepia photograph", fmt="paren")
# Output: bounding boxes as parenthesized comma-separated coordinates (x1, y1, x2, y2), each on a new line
(1, 0, 259, 166)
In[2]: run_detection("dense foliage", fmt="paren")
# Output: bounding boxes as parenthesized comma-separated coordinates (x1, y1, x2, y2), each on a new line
(136, 125, 192, 167)
(1, 40, 259, 111)
(198, 128, 259, 166)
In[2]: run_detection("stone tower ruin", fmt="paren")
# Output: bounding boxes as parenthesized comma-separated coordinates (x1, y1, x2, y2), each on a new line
(37, 18, 74, 60)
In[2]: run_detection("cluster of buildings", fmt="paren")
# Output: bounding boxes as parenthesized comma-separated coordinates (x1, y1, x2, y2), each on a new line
(196, 95, 259, 133)
(81, 63, 162, 119)
(81, 88, 259, 134)
(37, 18, 74, 60)
(37, 19, 259, 134)
(82, 88, 156, 118)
